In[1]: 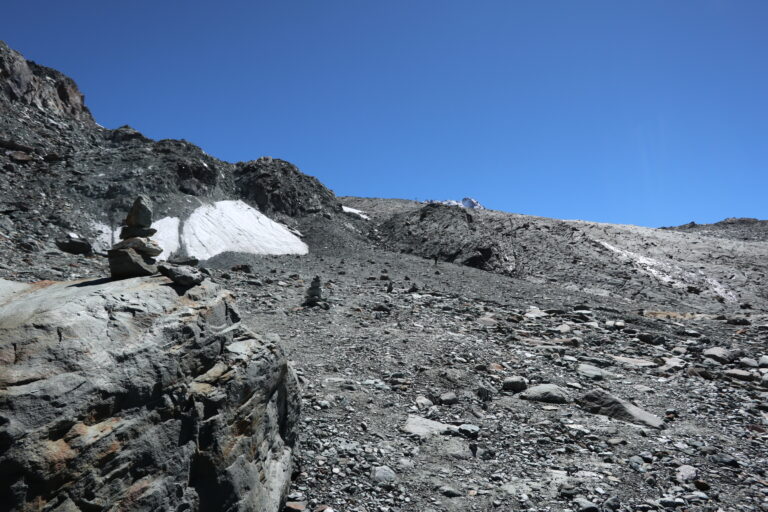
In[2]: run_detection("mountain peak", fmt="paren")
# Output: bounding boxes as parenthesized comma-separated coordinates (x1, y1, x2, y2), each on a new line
(0, 40, 93, 122)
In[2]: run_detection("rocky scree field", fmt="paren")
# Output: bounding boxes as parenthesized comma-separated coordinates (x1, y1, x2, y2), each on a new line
(1, 41, 768, 512)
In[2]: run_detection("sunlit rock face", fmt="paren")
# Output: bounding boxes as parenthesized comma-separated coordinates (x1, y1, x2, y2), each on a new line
(0, 275, 300, 512)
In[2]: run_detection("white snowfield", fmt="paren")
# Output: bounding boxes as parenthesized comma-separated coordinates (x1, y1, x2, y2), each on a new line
(151, 216, 181, 259)
(342, 205, 370, 220)
(180, 200, 307, 260)
(92, 200, 307, 260)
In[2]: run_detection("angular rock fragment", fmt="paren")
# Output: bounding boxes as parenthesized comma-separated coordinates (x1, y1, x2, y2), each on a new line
(124, 194, 153, 227)
(703, 347, 733, 364)
(502, 375, 528, 392)
(402, 415, 454, 438)
(520, 384, 570, 403)
(578, 389, 663, 428)
(108, 247, 157, 278)
(112, 236, 163, 256)
(55, 235, 93, 255)
(577, 363, 612, 380)
(158, 262, 205, 287)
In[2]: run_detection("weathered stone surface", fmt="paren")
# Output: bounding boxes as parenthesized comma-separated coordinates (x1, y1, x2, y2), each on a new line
(0, 276, 300, 512)
(402, 415, 454, 438)
(55, 235, 93, 255)
(158, 263, 205, 287)
(119, 225, 158, 239)
(703, 347, 733, 364)
(502, 375, 528, 392)
(112, 236, 163, 256)
(108, 248, 157, 279)
(577, 363, 612, 380)
(578, 389, 663, 429)
(124, 194, 153, 228)
(519, 384, 570, 404)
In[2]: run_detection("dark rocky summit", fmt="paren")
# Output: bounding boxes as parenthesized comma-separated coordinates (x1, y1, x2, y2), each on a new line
(2, 41, 768, 512)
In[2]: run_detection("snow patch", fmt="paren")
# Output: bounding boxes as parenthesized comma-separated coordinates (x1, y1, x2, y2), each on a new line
(595, 240, 736, 302)
(151, 216, 181, 260)
(91, 200, 306, 261)
(181, 200, 308, 260)
(342, 205, 370, 220)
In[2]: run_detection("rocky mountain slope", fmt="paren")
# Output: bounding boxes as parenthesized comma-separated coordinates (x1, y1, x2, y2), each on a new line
(1, 41, 768, 512)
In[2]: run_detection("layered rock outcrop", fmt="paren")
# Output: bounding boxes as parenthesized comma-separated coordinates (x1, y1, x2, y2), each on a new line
(0, 275, 300, 511)
(0, 41, 92, 122)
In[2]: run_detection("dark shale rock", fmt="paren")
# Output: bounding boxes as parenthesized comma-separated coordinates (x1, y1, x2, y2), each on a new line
(578, 389, 663, 429)
(158, 263, 205, 287)
(55, 236, 93, 255)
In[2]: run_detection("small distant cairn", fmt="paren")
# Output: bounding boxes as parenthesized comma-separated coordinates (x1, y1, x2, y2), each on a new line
(303, 276, 329, 309)
(108, 195, 163, 279)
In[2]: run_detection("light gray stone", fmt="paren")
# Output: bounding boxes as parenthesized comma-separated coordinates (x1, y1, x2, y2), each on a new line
(0, 276, 299, 512)
(402, 415, 454, 438)
(519, 384, 570, 404)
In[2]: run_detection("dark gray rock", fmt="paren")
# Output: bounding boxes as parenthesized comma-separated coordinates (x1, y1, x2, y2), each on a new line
(519, 384, 569, 403)
(234, 158, 340, 217)
(579, 389, 663, 428)
(0, 276, 299, 512)
(55, 236, 92, 255)
(112, 237, 163, 257)
(124, 195, 153, 228)
(502, 375, 528, 392)
(703, 347, 733, 364)
(159, 263, 205, 287)
(371, 465, 396, 484)
(108, 248, 157, 279)
(119, 225, 158, 239)
(303, 276, 327, 308)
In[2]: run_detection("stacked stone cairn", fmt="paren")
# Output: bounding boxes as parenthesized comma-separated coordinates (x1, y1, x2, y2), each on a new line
(303, 275, 329, 309)
(108, 195, 163, 279)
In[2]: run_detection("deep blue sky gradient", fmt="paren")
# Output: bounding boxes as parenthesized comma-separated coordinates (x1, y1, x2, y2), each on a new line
(2, 1, 766, 226)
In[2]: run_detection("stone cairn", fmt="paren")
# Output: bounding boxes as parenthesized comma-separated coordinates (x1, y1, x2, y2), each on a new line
(108, 195, 163, 279)
(303, 276, 329, 309)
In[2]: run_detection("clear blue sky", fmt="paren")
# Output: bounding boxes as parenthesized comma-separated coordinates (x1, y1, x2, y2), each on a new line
(3, 1, 766, 227)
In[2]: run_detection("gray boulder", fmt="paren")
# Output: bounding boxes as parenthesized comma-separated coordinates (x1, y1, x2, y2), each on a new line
(579, 389, 663, 429)
(0, 275, 300, 512)
(108, 247, 158, 279)
(55, 235, 93, 255)
(519, 384, 569, 403)
(124, 194, 154, 228)
(159, 263, 205, 287)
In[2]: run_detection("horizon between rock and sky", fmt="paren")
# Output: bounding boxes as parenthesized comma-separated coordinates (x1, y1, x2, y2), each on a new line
(1, 1, 766, 227)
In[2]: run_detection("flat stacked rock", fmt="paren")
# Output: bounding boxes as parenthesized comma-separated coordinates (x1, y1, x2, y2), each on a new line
(108, 195, 162, 279)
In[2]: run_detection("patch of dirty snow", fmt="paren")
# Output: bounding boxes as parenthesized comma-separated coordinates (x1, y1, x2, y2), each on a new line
(181, 200, 308, 260)
(151, 217, 181, 260)
(342, 205, 370, 220)
(596, 240, 736, 302)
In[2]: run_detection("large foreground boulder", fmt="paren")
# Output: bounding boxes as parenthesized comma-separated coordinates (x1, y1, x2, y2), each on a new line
(0, 276, 300, 512)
